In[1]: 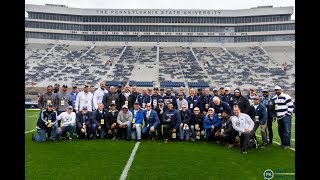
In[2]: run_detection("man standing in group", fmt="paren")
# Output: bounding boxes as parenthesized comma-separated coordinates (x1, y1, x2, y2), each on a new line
(137, 88, 151, 109)
(69, 85, 79, 113)
(222, 87, 234, 108)
(102, 86, 120, 110)
(250, 96, 268, 148)
(75, 85, 94, 112)
(272, 86, 294, 149)
(119, 84, 132, 109)
(38, 85, 56, 110)
(176, 92, 188, 110)
(93, 82, 108, 111)
(260, 89, 275, 145)
(150, 87, 162, 110)
(128, 85, 140, 109)
(233, 88, 251, 114)
(186, 88, 201, 113)
(53, 83, 60, 94)
(200, 88, 212, 114)
(55, 84, 71, 115)
(163, 89, 177, 109)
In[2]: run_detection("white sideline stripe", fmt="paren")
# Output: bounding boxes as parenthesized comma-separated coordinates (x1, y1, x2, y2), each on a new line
(26, 115, 38, 118)
(25, 129, 36, 134)
(119, 142, 140, 180)
(291, 139, 295, 141)
(256, 135, 295, 151)
(292, 123, 295, 125)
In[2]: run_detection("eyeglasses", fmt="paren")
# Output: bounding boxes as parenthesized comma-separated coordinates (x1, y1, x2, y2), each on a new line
(182, 107, 187, 108)
(122, 108, 128, 110)
(250, 89, 254, 91)
(178, 95, 183, 97)
(194, 110, 199, 111)
(146, 106, 151, 107)
(82, 109, 87, 110)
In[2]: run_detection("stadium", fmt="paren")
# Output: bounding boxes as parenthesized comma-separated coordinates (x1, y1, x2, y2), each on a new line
(25, 3, 295, 180)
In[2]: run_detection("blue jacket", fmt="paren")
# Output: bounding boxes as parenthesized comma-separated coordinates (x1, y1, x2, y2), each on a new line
(252, 103, 268, 125)
(210, 101, 232, 115)
(186, 95, 201, 112)
(143, 109, 159, 129)
(163, 109, 181, 130)
(203, 114, 222, 130)
(130, 108, 144, 124)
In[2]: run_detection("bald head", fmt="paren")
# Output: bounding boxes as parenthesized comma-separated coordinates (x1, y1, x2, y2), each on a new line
(213, 97, 221, 105)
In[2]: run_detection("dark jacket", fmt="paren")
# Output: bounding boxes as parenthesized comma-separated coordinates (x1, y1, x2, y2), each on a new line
(92, 109, 108, 127)
(180, 109, 191, 125)
(186, 95, 201, 112)
(76, 111, 93, 129)
(36, 109, 58, 129)
(190, 113, 204, 127)
(154, 105, 168, 123)
(233, 89, 250, 114)
(150, 94, 163, 109)
(210, 101, 232, 115)
(102, 92, 120, 110)
(137, 94, 151, 108)
(143, 110, 160, 129)
(128, 92, 140, 109)
(106, 109, 119, 129)
(250, 103, 268, 125)
(222, 93, 234, 108)
(200, 94, 213, 113)
(203, 114, 222, 129)
(163, 108, 181, 129)
(163, 94, 177, 109)
(218, 115, 234, 134)
(119, 92, 133, 109)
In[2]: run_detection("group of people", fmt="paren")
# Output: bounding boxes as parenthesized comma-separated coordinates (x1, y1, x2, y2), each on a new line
(32, 82, 294, 153)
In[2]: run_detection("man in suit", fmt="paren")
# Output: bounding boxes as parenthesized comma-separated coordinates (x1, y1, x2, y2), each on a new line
(142, 103, 159, 141)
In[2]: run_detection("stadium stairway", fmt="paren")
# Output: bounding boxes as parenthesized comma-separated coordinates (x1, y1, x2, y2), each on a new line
(189, 47, 212, 86)
(28, 44, 57, 70)
(105, 46, 127, 81)
(173, 46, 189, 92)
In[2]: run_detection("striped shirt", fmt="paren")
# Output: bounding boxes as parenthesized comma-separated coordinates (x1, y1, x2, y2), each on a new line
(272, 92, 294, 119)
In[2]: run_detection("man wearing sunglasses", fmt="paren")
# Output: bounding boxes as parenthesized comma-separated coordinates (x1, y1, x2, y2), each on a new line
(190, 107, 204, 141)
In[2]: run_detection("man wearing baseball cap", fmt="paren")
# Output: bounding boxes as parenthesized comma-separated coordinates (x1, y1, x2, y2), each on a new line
(117, 105, 133, 140)
(55, 105, 76, 140)
(271, 85, 294, 149)
(106, 102, 119, 140)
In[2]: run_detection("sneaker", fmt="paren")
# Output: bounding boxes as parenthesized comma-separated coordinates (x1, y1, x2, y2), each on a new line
(180, 139, 183, 143)
(284, 146, 290, 149)
(191, 138, 195, 142)
(137, 139, 141, 142)
(112, 136, 116, 140)
(242, 151, 248, 154)
(69, 136, 72, 140)
(225, 143, 230, 147)
(261, 143, 268, 148)
(227, 144, 234, 148)
(164, 139, 168, 143)
(216, 140, 222, 144)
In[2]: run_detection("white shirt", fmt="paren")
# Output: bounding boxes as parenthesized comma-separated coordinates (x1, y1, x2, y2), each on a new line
(231, 113, 254, 134)
(93, 88, 108, 110)
(176, 99, 188, 110)
(57, 111, 76, 127)
(75, 91, 94, 111)
(146, 110, 151, 119)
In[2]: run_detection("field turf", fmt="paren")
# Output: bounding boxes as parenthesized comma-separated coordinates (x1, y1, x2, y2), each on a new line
(25, 109, 295, 180)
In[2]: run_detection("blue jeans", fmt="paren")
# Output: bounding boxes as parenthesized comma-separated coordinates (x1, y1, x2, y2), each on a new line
(179, 125, 190, 140)
(142, 125, 156, 138)
(34, 124, 58, 142)
(57, 124, 75, 138)
(278, 115, 292, 146)
(119, 123, 131, 139)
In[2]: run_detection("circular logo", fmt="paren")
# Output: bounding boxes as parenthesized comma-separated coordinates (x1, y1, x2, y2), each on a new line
(263, 169, 274, 179)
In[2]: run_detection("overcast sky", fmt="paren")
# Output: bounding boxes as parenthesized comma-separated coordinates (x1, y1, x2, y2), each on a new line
(25, 0, 295, 19)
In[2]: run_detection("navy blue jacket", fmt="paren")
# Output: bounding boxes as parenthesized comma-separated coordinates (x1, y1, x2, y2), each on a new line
(76, 111, 93, 129)
(251, 103, 268, 125)
(186, 95, 201, 112)
(222, 93, 234, 108)
(260, 95, 275, 120)
(210, 101, 232, 115)
(163, 108, 181, 129)
(36, 110, 58, 129)
(137, 94, 151, 108)
(92, 109, 108, 127)
(203, 114, 222, 130)
(143, 109, 159, 129)
(150, 94, 163, 109)
(180, 109, 192, 125)
(163, 94, 177, 109)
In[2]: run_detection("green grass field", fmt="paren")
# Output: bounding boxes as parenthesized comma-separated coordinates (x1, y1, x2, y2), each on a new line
(25, 109, 295, 180)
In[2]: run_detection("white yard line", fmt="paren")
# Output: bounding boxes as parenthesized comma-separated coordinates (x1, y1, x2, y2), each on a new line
(25, 129, 36, 134)
(119, 142, 141, 180)
(256, 135, 295, 151)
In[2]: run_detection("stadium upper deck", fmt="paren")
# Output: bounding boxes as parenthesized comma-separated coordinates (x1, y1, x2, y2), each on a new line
(25, 4, 295, 44)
